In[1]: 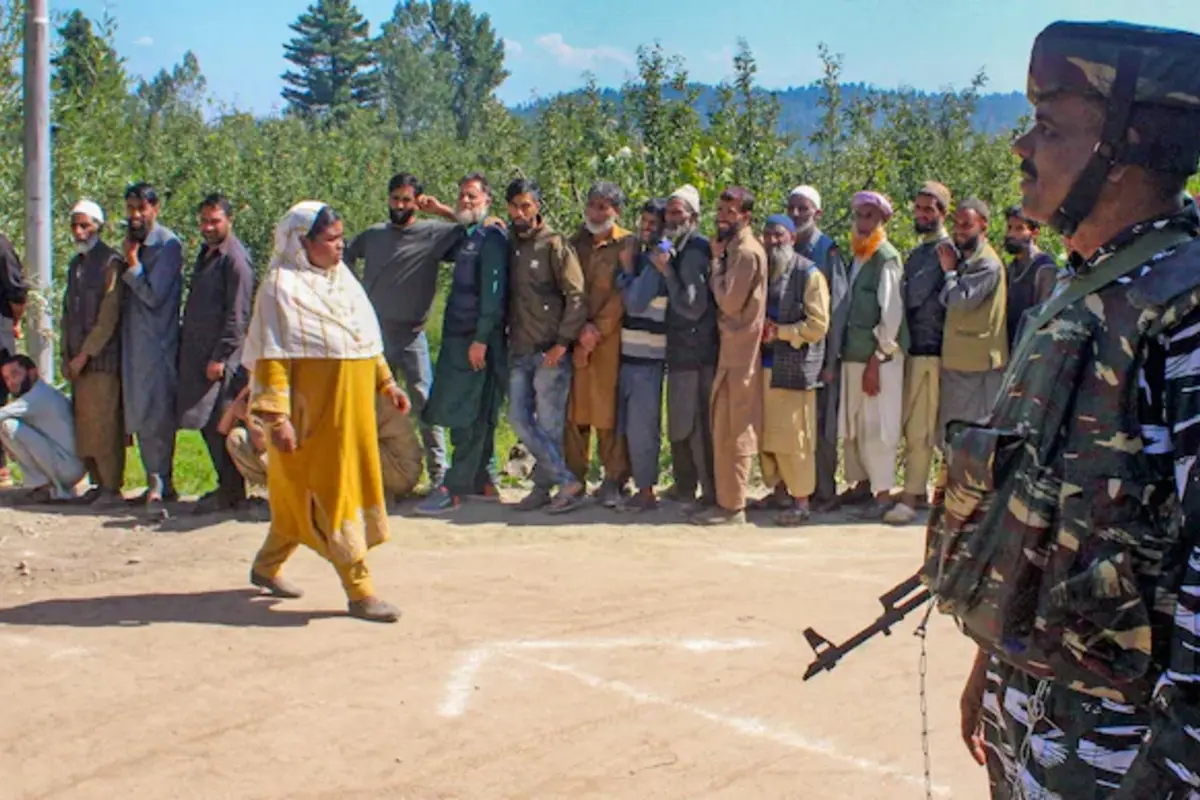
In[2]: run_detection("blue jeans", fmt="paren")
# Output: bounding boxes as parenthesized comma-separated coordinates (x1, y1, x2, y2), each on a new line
(508, 352, 573, 490)
(388, 330, 448, 485)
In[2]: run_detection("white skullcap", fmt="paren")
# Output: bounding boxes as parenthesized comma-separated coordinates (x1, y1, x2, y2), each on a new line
(669, 184, 701, 216)
(71, 199, 105, 225)
(788, 185, 822, 211)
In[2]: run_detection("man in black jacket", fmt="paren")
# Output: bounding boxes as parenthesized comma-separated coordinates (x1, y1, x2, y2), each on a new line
(177, 194, 254, 514)
(886, 181, 951, 526)
(660, 184, 719, 513)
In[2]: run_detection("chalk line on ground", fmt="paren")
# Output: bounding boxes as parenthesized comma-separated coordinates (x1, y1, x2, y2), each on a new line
(438, 637, 765, 718)
(513, 654, 951, 798)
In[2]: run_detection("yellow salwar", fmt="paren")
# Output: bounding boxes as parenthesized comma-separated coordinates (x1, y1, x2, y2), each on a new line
(900, 355, 941, 497)
(759, 369, 818, 498)
(250, 354, 392, 602)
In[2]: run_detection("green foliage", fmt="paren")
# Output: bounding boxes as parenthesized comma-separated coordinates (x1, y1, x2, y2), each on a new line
(282, 0, 380, 121)
(379, 0, 508, 141)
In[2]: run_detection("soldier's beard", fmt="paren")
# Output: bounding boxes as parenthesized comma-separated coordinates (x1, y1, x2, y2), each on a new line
(456, 205, 490, 226)
(768, 245, 793, 282)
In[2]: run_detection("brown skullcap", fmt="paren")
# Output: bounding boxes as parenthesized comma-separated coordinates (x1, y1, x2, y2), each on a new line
(916, 181, 952, 212)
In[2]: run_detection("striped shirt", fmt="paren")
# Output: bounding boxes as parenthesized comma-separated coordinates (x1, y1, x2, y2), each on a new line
(617, 252, 667, 363)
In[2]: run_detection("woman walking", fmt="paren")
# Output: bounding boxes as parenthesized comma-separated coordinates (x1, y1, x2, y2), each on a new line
(243, 201, 409, 623)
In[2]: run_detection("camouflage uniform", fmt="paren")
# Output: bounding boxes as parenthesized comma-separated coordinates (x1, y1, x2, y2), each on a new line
(921, 22, 1200, 799)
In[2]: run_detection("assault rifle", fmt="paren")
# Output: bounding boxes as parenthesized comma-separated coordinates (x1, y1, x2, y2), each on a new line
(802, 572, 931, 680)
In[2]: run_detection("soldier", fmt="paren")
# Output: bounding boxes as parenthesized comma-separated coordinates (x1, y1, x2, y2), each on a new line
(936, 21, 1200, 798)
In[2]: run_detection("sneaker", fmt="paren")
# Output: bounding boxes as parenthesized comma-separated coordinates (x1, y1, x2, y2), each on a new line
(514, 487, 553, 512)
(883, 502, 918, 526)
(690, 506, 747, 526)
(416, 486, 461, 516)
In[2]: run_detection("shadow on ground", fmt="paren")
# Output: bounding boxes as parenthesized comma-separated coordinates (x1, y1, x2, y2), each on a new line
(0, 589, 342, 629)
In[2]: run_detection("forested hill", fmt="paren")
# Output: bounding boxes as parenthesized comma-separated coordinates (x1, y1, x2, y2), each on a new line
(513, 84, 1031, 137)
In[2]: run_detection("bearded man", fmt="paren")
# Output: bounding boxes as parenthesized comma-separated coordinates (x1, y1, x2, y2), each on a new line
(886, 181, 951, 526)
(1003, 205, 1058, 347)
(787, 185, 848, 511)
(935, 198, 1007, 442)
(0, 355, 86, 504)
(61, 199, 125, 507)
(121, 182, 182, 508)
(838, 191, 906, 521)
(754, 215, 829, 526)
(346, 172, 460, 488)
(565, 182, 633, 505)
(505, 178, 588, 513)
(418, 173, 509, 514)
(693, 186, 767, 526)
(661, 185, 718, 512)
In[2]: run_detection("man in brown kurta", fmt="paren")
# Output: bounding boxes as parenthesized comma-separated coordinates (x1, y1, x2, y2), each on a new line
(62, 200, 125, 508)
(566, 182, 633, 505)
(694, 186, 767, 526)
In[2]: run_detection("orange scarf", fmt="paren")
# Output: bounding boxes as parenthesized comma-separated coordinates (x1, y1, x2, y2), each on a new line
(851, 226, 887, 261)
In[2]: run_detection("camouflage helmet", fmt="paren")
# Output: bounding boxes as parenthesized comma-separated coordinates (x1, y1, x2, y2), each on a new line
(1028, 21, 1200, 110)
(1026, 21, 1200, 236)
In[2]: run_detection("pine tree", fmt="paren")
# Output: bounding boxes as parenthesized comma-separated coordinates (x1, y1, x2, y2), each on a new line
(281, 0, 379, 121)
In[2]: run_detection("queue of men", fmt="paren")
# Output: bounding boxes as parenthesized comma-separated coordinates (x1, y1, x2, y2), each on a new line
(0, 170, 1058, 527)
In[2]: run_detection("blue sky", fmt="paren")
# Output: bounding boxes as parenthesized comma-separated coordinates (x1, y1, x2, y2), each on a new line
(59, 0, 1200, 114)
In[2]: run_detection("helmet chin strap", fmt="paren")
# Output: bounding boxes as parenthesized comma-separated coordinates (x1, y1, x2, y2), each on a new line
(1049, 49, 1143, 237)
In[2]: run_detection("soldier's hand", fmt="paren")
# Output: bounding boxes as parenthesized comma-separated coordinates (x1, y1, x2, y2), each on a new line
(960, 651, 989, 767)
(863, 355, 882, 397)
(468, 342, 488, 371)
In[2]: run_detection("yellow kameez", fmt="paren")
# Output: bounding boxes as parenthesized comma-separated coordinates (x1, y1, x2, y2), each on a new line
(250, 354, 393, 602)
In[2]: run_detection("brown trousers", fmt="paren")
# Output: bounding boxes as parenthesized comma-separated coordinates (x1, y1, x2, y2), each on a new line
(564, 425, 629, 485)
(710, 368, 760, 512)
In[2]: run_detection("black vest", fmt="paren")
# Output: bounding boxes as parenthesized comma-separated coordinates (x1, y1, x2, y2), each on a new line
(64, 241, 121, 375)
(665, 232, 719, 368)
(443, 224, 506, 338)
(768, 260, 825, 390)
(1006, 252, 1056, 349)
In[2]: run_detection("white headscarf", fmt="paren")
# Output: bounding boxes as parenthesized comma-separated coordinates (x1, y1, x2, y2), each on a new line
(241, 201, 384, 372)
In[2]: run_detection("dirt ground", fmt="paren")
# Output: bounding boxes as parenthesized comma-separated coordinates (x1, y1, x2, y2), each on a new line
(1, 492, 986, 800)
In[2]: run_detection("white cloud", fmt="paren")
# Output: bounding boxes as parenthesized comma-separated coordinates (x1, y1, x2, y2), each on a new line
(503, 38, 523, 58)
(133, 36, 154, 47)
(535, 33, 632, 69)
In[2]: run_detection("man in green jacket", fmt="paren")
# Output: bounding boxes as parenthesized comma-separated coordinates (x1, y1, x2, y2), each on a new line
(418, 173, 509, 514)
(838, 191, 906, 520)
